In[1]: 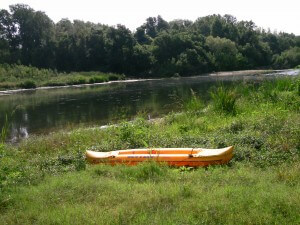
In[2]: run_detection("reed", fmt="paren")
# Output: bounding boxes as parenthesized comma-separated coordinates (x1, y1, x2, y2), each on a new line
(210, 85, 237, 114)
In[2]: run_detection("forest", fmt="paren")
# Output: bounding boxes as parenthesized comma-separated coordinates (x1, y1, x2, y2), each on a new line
(1, 4, 300, 77)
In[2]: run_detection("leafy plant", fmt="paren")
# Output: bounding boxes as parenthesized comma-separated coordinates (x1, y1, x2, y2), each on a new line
(119, 119, 149, 148)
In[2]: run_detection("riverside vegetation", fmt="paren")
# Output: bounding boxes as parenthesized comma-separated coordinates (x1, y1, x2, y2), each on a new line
(0, 64, 125, 90)
(0, 76, 299, 224)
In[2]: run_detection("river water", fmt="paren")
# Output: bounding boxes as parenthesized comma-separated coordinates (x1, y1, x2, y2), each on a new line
(0, 69, 299, 142)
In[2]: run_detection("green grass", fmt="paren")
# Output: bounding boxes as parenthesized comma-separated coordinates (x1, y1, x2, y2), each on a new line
(0, 76, 299, 224)
(210, 85, 237, 115)
(0, 64, 125, 90)
(1, 162, 300, 224)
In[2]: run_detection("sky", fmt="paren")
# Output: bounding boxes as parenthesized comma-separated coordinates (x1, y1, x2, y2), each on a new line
(0, 0, 299, 35)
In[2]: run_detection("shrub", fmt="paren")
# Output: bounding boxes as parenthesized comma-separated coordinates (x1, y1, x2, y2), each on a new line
(18, 80, 37, 89)
(89, 76, 108, 83)
(118, 119, 149, 148)
(44, 81, 66, 87)
(108, 74, 120, 81)
(273, 47, 300, 69)
(66, 76, 87, 85)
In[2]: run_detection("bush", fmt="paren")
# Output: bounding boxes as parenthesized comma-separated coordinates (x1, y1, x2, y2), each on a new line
(108, 74, 120, 81)
(273, 47, 300, 69)
(18, 80, 37, 89)
(118, 120, 149, 148)
(89, 76, 108, 83)
(44, 81, 66, 87)
(66, 76, 87, 85)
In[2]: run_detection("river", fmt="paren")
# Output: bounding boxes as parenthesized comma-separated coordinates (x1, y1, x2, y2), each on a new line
(0, 69, 299, 142)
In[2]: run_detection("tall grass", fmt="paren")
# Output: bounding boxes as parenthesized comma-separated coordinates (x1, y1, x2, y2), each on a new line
(0, 114, 9, 143)
(0, 109, 16, 143)
(183, 89, 204, 112)
(1, 162, 300, 224)
(210, 85, 237, 114)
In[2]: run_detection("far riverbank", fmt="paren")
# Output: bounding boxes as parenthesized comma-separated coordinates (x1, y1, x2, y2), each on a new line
(1, 64, 298, 94)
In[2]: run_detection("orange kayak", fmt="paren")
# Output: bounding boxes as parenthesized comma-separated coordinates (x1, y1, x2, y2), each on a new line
(86, 146, 233, 167)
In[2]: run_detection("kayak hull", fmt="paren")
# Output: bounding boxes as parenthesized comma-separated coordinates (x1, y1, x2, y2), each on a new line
(86, 146, 233, 167)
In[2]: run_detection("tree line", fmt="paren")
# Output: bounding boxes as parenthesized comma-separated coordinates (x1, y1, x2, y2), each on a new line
(1, 4, 300, 77)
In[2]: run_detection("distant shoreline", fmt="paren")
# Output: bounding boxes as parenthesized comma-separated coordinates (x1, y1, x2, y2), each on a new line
(0, 78, 157, 96)
(1, 69, 298, 95)
(209, 69, 272, 76)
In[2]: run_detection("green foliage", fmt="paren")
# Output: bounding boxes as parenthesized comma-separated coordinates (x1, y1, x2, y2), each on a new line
(17, 80, 37, 89)
(0, 64, 125, 90)
(118, 119, 149, 148)
(273, 47, 300, 69)
(206, 36, 242, 70)
(66, 76, 87, 85)
(89, 76, 108, 83)
(210, 85, 237, 114)
(1, 162, 300, 224)
(1, 5, 299, 78)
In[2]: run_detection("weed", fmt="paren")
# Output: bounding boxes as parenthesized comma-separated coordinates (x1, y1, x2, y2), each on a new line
(118, 119, 149, 148)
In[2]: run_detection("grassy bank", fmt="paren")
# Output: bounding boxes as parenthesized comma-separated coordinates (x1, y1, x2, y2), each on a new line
(0, 64, 125, 90)
(0, 76, 300, 224)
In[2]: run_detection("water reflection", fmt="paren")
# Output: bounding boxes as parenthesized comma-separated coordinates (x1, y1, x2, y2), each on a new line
(10, 126, 29, 142)
(0, 69, 298, 142)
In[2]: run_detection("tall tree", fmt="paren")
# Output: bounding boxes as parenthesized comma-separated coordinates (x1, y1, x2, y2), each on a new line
(9, 4, 55, 67)
(105, 24, 135, 74)
(0, 9, 16, 63)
